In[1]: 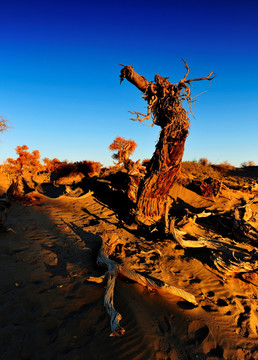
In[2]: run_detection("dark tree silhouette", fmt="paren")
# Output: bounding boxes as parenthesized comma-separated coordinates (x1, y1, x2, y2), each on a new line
(120, 60, 215, 226)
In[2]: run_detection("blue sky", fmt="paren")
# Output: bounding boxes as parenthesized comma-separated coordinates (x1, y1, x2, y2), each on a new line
(0, 0, 257, 166)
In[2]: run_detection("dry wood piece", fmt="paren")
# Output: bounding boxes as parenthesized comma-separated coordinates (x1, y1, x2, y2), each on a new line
(87, 234, 197, 336)
(124, 159, 145, 203)
(232, 197, 258, 243)
(171, 225, 258, 277)
(120, 61, 215, 226)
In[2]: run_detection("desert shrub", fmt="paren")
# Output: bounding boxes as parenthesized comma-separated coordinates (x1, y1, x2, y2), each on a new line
(54, 162, 77, 179)
(199, 158, 210, 166)
(212, 161, 235, 175)
(241, 161, 256, 168)
(75, 160, 103, 177)
(49, 160, 103, 180)
(181, 161, 222, 182)
(109, 136, 137, 164)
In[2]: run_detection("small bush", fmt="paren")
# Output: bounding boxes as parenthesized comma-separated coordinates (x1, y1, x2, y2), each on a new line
(212, 161, 235, 175)
(75, 161, 103, 177)
(54, 162, 77, 179)
(199, 158, 210, 166)
(241, 161, 255, 168)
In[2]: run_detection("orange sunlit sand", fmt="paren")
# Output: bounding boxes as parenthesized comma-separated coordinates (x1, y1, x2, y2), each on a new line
(0, 138, 257, 359)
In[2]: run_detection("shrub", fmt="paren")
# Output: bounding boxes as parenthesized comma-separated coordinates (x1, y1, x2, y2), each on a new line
(199, 158, 210, 166)
(212, 161, 235, 175)
(54, 162, 77, 179)
(0, 116, 9, 133)
(241, 161, 255, 168)
(75, 160, 103, 177)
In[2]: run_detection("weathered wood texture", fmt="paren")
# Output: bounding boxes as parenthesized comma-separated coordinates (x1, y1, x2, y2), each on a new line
(170, 203, 258, 278)
(120, 62, 215, 226)
(87, 234, 197, 336)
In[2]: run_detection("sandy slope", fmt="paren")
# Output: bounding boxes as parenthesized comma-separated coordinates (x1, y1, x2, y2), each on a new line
(0, 189, 257, 360)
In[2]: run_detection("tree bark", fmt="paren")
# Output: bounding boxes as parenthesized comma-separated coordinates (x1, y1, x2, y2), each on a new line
(136, 108, 189, 225)
(120, 63, 214, 227)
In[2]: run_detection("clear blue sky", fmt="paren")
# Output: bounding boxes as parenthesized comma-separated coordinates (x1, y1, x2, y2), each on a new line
(0, 0, 257, 167)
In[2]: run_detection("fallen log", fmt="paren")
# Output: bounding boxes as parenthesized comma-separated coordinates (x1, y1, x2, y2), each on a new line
(87, 233, 197, 336)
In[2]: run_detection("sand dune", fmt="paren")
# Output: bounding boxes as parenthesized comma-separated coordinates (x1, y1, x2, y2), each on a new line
(0, 184, 257, 359)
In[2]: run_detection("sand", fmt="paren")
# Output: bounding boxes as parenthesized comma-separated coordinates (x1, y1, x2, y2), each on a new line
(0, 180, 258, 359)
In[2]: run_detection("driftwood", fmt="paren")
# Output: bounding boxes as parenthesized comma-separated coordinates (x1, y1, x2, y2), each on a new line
(171, 222, 258, 277)
(168, 194, 258, 278)
(87, 234, 197, 336)
(232, 197, 258, 244)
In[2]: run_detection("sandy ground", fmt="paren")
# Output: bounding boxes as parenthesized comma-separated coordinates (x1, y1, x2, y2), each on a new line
(0, 185, 258, 360)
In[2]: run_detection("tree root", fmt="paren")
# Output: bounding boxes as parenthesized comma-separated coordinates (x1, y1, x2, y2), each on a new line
(87, 234, 197, 336)
(171, 224, 258, 277)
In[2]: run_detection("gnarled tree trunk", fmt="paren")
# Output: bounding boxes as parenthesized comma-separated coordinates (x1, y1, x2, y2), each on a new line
(120, 62, 215, 226)
(136, 106, 189, 225)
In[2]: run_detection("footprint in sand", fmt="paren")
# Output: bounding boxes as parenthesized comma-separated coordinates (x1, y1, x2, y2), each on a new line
(156, 315, 190, 360)
(177, 301, 198, 310)
(187, 320, 224, 358)
(201, 304, 218, 312)
(216, 298, 228, 307)
(237, 304, 251, 337)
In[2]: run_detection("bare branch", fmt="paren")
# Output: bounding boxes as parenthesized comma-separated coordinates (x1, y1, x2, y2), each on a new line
(185, 72, 216, 84)
(129, 95, 158, 126)
(119, 65, 149, 92)
(180, 58, 189, 82)
(129, 110, 152, 123)
(0, 117, 9, 133)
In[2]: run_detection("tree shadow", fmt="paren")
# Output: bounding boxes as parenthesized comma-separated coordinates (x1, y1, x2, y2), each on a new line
(80, 174, 136, 224)
(41, 229, 103, 279)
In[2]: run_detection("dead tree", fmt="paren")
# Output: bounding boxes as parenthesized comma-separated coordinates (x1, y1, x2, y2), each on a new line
(120, 61, 215, 226)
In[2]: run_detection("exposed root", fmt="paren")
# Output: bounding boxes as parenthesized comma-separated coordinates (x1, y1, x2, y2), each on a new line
(87, 233, 197, 336)
(171, 222, 258, 278)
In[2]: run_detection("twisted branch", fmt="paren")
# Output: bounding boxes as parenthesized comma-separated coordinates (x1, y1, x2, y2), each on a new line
(87, 234, 197, 336)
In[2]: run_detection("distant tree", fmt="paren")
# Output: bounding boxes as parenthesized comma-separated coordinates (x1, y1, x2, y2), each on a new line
(0, 116, 9, 133)
(5, 145, 44, 178)
(109, 136, 137, 165)
(43, 157, 62, 172)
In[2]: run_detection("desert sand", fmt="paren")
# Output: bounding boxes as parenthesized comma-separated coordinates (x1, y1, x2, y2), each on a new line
(0, 171, 258, 360)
